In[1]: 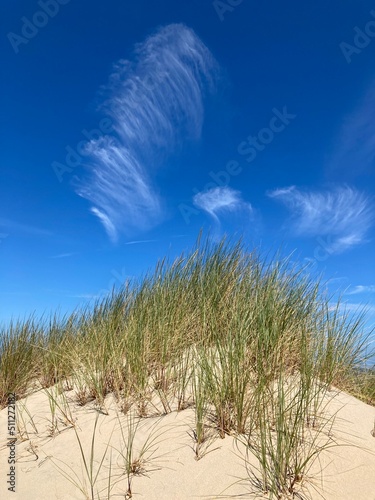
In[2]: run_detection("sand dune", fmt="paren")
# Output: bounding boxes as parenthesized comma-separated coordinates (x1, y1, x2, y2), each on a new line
(0, 385, 374, 500)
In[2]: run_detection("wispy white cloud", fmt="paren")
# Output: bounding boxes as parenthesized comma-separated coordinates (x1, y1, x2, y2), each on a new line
(268, 185, 374, 253)
(90, 207, 118, 242)
(328, 302, 375, 315)
(346, 285, 375, 295)
(326, 277, 348, 285)
(50, 252, 77, 259)
(77, 24, 217, 241)
(329, 82, 375, 176)
(69, 293, 100, 300)
(193, 186, 253, 224)
(124, 239, 157, 245)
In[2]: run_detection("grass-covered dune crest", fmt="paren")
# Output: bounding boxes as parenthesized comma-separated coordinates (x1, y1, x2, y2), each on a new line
(1, 235, 374, 498)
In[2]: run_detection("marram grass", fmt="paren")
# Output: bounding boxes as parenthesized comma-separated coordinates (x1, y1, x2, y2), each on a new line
(0, 235, 374, 498)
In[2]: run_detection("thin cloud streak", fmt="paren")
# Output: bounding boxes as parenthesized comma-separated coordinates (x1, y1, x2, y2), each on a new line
(346, 285, 375, 295)
(69, 293, 100, 300)
(329, 82, 375, 176)
(90, 207, 118, 242)
(328, 302, 375, 315)
(268, 185, 374, 253)
(124, 239, 157, 245)
(50, 252, 77, 259)
(77, 24, 217, 241)
(193, 186, 253, 224)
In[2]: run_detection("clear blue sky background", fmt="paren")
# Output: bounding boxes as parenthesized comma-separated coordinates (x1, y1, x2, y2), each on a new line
(1, 0, 374, 348)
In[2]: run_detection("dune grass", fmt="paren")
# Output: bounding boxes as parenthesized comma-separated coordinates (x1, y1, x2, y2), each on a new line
(51, 412, 114, 500)
(0, 234, 374, 498)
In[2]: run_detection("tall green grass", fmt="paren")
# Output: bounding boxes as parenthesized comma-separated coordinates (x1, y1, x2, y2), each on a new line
(0, 235, 373, 497)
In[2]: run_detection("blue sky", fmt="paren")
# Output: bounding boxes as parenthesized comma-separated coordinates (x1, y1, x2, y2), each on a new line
(1, 0, 375, 342)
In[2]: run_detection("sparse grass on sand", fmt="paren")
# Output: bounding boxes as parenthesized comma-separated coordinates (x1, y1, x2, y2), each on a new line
(0, 234, 374, 499)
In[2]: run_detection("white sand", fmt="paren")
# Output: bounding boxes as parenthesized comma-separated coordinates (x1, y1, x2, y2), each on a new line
(0, 386, 374, 499)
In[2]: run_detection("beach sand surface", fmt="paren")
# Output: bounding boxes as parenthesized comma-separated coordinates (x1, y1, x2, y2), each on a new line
(0, 387, 374, 499)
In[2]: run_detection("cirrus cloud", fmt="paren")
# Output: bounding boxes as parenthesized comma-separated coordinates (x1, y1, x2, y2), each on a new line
(77, 24, 217, 242)
(268, 185, 374, 254)
(329, 82, 375, 177)
(193, 186, 253, 225)
(346, 285, 375, 295)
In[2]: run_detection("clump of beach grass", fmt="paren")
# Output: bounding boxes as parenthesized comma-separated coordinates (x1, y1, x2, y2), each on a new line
(113, 412, 171, 499)
(0, 234, 374, 498)
(51, 413, 114, 500)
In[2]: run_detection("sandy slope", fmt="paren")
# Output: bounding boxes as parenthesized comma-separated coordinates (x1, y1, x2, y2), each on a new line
(0, 386, 374, 500)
